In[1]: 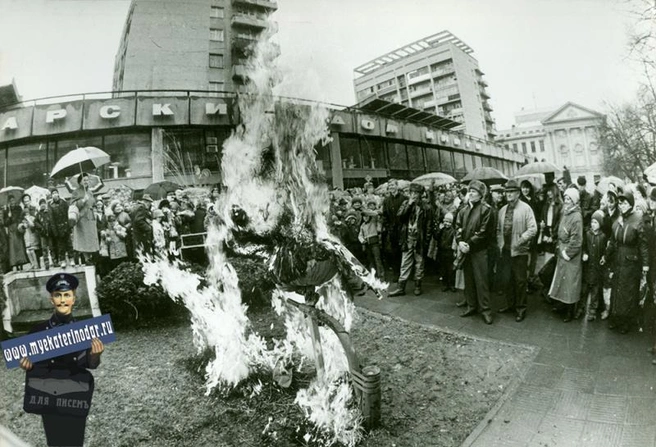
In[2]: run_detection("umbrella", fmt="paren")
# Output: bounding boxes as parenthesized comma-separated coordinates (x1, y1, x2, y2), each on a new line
(0, 186, 24, 206)
(515, 161, 562, 176)
(374, 179, 410, 195)
(24, 185, 51, 208)
(50, 146, 111, 178)
(597, 176, 625, 195)
(412, 172, 457, 188)
(462, 167, 508, 184)
(143, 181, 182, 200)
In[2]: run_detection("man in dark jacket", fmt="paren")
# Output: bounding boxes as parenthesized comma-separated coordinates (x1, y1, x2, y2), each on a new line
(381, 180, 407, 281)
(131, 194, 154, 256)
(456, 180, 494, 324)
(388, 183, 432, 296)
(19, 273, 104, 447)
(48, 189, 72, 268)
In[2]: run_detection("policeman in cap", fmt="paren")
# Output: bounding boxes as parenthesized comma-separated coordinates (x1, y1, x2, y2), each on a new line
(19, 273, 104, 447)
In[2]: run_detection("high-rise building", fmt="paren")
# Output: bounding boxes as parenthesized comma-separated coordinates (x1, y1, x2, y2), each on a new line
(112, 0, 277, 94)
(353, 31, 496, 141)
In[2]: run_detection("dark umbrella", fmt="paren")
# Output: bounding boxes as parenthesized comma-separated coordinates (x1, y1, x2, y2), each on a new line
(143, 181, 182, 200)
(462, 167, 508, 185)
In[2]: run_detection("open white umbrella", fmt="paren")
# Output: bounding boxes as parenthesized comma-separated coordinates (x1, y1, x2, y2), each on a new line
(0, 186, 24, 206)
(412, 172, 457, 188)
(24, 185, 51, 208)
(50, 146, 111, 178)
(597, 176, 625, 195)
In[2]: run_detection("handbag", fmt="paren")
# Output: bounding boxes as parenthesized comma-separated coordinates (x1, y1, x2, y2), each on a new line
(24, 368, 94, 417)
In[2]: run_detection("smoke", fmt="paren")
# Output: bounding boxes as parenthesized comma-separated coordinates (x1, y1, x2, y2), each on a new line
(141, 19, 374, 446)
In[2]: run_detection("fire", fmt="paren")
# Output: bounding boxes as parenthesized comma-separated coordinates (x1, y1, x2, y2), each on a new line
(141, 20, 385, 446)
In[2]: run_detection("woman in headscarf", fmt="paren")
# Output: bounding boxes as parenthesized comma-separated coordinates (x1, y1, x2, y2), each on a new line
(548, 187, 583, 322)
(603, 190, 650, 334)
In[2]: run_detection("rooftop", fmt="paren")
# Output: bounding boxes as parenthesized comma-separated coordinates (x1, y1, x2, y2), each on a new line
(354, 30, 473, 76)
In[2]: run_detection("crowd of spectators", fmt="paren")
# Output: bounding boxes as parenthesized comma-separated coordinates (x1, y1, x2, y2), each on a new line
(328, 174, 656, 343)
(0, 175, 219, 277)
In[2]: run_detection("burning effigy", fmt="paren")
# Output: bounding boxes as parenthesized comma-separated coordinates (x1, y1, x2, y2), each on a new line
(141, 25, 386, 446)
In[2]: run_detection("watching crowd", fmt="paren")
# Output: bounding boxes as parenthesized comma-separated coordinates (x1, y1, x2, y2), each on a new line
(329, 175, 656, 342)
(0, 174, 221, 277)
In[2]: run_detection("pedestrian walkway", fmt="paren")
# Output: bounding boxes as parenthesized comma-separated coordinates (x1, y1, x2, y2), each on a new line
(355, 273, 656, 447)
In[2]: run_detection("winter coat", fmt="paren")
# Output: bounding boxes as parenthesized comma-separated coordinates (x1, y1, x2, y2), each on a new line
(582, 229, 607, 284)
(496, 200, 537, 257)
(381, 193, 407, 244)
(539, 199, 562, 252)
(605, 209, 649, 319)
(48, 198, 70, 238)
(397, 200, 433, 253)
(107, 224, 129, 260)
(456, 200, 493, 254)
(548, 205, 583, 304)
(21, 214, 40, 250)
(131, 203, 153, 254)
(72, 190, 99, 253)
(3, 205, 28, 267)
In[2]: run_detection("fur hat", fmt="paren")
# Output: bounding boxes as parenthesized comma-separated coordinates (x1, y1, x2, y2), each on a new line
(563, 187, 580, 204)
(468, 180, 487, 197)
(591, 210, 605, 226)
(409, 183, 424, 193)
(577, 176, 587, 186)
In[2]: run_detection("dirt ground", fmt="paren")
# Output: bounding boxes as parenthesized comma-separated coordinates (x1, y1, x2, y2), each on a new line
(1, 307, 536, 447)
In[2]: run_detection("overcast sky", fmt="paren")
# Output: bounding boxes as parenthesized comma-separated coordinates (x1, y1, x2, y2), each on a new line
(0, 0, 644, 129)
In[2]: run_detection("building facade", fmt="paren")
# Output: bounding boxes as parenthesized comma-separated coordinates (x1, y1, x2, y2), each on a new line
(0, 91, 525, 192)
(353, 31, 496, 141)
(112, 0, 277, 94)
(496, 102, 606, 184)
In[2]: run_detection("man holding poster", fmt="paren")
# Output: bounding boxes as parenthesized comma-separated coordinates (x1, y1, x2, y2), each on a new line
(18, 273, 105, 447)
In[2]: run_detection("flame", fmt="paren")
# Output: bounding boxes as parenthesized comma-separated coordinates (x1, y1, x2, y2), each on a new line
(139, 18, 384, 447)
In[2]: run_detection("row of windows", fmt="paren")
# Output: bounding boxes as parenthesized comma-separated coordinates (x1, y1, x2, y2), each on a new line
(211, 6, 225, 18)
(339, 135, 518, 179)
(505, 140, 545, 154)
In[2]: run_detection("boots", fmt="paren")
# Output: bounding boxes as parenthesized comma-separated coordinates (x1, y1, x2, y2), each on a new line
(563, 304, 574, 323)
(389, 281, 406, 297)
(414, 280, 422, 296)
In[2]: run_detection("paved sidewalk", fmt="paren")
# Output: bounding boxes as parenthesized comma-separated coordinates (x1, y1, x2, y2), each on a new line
(355, 273, 656, 447)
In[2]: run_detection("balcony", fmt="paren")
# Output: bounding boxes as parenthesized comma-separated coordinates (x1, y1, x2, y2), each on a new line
(484, 112, 495, 123)
(231, 13, 268, 29)
(232, 35, 257, 52)
(377, 83, 396, 96)
(482, 101, 493, 111)
(232, 64, 248, 82)
(408, 86, 432, 99)
(480, 89, 490, 99)
(478, 78, 489, 87)
(437, 93, 461, 105)
(232, 0, 278, 11)
(407, 72, 431, 86)
(432, 66, 455, 78)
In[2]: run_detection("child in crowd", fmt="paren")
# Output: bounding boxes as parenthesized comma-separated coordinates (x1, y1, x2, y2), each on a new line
(580, 210, 608, 320)
(358, 198, 384, 279)
(435, 212, 457, 292)
(20, 207, 40, 269)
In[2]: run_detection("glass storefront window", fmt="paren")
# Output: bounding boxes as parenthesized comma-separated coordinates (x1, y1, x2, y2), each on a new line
(7, 143, 49, 188)
(360, 137, 386, 170)
(0, 148, 6, 189)
(453, 152, 466, 179)
(464, 153, 474, 173)
(387, 142, 408, 170)
(55, 136, 103, 165)
(439, 150, 454, 174)
(103, 132, 152, 179)
(425, 147, 440, 171)
(407, 144, 425, 172)
(339, 136, 362, 169)
(164, 128, 226, 176)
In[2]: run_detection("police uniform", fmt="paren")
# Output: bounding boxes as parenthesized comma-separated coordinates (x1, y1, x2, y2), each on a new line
(24, 273, 101, 447)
